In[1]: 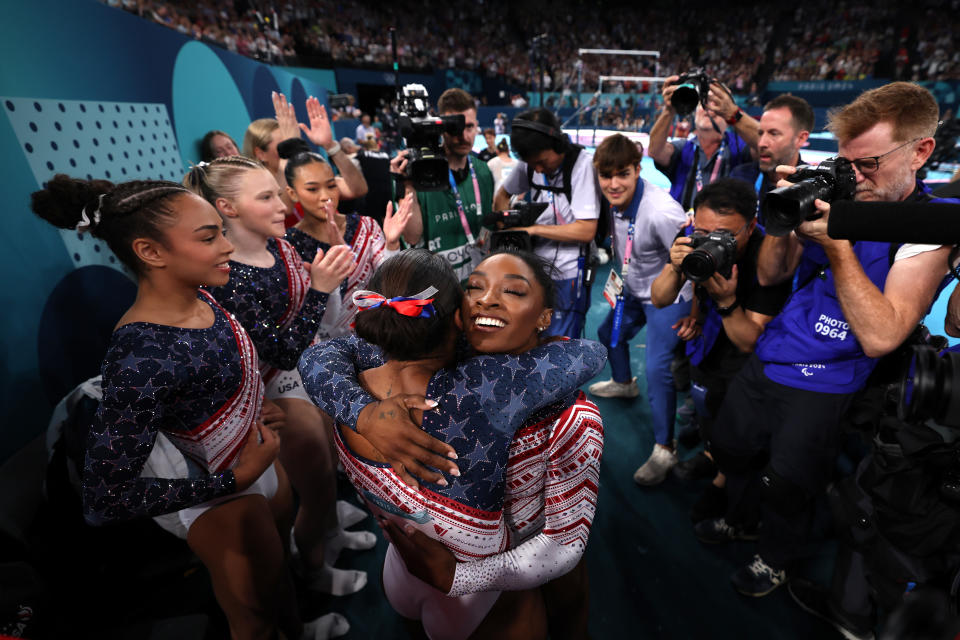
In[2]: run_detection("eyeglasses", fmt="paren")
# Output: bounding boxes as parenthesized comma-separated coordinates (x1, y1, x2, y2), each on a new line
(846, 137, 921, 175)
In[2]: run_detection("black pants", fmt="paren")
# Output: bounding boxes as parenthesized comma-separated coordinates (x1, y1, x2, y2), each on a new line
(710, 354, 855, 569)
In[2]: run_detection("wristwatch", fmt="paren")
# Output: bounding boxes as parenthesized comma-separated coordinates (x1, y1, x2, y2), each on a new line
(716, 299, 739, 317)
(725, 108, 744, 126)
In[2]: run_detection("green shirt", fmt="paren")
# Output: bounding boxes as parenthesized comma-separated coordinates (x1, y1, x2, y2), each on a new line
(416, 155, 494, 282)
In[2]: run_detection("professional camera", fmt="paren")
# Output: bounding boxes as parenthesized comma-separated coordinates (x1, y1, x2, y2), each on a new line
(671, 68, 712, 117)
(764, 156, 857, 236)
(396, 84, 466, 191)
(482, 202, 549, 251)
(681, 228, 738, 283)
(898, 345, 960, 429)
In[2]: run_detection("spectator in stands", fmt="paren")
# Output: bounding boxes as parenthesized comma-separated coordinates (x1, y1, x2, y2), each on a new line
(199, 129, 241, 162)
(355, 114, 377, 149)
(494, 112, 507, 135)
(477, 128, 498, 162)
(587, 134, 691, 485)
(699, 82, 950, 599)
(487, 138, 518, 193)
(394, 88, 494, 283)
(648, 76, 759, 211)
(729, 95, 815, 227)
(494, 108, 600, 338)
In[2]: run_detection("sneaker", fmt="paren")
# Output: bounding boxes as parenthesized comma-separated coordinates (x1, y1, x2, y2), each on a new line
(788, 579, 876, 640)
(693, 517, 759, 544)
(689, 483, 728, 524)
(673, 451, 717, 483)
(588, 377, 640, 399)
(633, 445, 678, 486)
(731, 554, 788, 597)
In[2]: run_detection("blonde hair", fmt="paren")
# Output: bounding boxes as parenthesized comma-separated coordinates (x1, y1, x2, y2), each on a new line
(827, 82, 940, 144)
(242, 118, 279, 158)
(183, 155, 266, 208)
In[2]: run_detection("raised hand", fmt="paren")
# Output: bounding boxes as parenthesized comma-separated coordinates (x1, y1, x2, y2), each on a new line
(300, 95, 333, 150)
(271, 91, 301, 141)
(307, 244, 355, 293)
(382, 193, 415, 250)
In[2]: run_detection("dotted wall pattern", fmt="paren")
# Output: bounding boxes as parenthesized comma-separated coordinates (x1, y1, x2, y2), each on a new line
(2, 97, 185, 277)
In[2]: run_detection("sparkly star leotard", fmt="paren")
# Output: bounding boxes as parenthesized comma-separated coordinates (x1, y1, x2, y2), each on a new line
(83, 291, 263, 526)
(207, 237, 328, 380)
(285, 214, 397, 340)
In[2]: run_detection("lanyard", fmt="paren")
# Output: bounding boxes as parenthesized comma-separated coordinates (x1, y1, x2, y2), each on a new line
(448, 160, 482, 245)
(694, 139, 725, 194)
(609, 178, 645, 347)
(754, 171, 765, 219)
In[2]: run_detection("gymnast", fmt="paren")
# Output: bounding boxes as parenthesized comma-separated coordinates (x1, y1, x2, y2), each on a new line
(280, 136, 413, 340)
(31, 175, 347, 639)
(184, 156, 367, 596)
(299, 249, 606, 639)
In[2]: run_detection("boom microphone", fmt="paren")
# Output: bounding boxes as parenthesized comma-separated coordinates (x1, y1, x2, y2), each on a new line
(827, 200, 960, 244)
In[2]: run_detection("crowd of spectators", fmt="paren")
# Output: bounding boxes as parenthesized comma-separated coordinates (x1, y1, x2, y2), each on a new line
(105, 0, 960, 91)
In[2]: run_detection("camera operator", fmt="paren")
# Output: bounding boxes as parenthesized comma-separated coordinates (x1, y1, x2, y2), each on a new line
(698, 82, 952, 600)
(493, 108, 600, 338)
(648, 74, 759, 212)
(585, 134, 691, 485)
(729, 95, 815, 227)
(650, 178, 791, 517)
(394, 88, 494, 282)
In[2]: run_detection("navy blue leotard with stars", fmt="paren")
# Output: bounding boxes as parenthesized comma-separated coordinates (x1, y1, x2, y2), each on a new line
(208, 237, 328, 371)
(299, 335, 606, 513)
(83, 293, 259, 525)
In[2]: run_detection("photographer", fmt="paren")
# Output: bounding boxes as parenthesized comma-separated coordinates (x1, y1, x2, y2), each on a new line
(394, 88, 494, 282)
(700, 82, 952, 600)
(586, 134, 690, 485)
(649, 179, 791, 517)
(729, 95, 814, 227)
(648, 74, 759, 212)
(493, 108, 600, 338)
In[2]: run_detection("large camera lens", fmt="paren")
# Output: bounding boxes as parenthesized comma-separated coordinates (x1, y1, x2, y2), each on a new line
(411, 154, 451, 192)
(682, 242, 726, 283)
(898, 346, 960, 428)
(672, 84, 700, 117)
(764, 179, 829, 237)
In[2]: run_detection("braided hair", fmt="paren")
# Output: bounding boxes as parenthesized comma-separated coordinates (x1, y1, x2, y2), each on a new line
(182, 155, 265, 210)
(30, 175, 191, 275)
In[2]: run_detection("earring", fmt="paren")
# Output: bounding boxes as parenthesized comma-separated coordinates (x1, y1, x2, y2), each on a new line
(536, 326, 545, 333)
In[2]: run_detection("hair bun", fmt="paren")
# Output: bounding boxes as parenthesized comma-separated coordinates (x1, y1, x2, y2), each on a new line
(30, 174, 114, 231)
(277, 138, 311, 160)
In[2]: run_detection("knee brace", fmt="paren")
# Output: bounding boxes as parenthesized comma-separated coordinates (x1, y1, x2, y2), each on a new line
(760, 466, 810, 518)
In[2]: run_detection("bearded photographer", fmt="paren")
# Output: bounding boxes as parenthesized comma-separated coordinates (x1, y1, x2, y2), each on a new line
(493, 108, 600, 338)
(394, 88, 494, 283)
(649, 178, 791, 519)
(648, 73, 759, 212)
(698, 82, 953, 600)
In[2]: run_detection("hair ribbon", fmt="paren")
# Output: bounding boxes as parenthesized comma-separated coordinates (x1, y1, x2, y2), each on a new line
(353, 286, 438, 318)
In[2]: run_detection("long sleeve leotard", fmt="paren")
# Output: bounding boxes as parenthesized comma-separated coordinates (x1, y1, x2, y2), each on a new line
(208, 237, 328, 372)
(83, 292, 263, 525)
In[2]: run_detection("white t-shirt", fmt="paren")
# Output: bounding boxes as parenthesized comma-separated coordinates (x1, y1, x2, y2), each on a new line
(502, 150, 600, 280)
(487, 155, 518, 193)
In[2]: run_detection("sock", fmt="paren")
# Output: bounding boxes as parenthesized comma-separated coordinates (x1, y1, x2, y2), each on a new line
(302, 612, 350, 639)
(306, 564, 367, 596)
(324, 527, 377, 566)
(336, 500, 368, 529)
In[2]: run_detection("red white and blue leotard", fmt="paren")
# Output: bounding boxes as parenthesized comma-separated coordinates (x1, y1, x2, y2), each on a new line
(83, 291, 263, 525)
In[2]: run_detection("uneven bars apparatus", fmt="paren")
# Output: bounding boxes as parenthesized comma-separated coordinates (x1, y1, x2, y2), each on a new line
(589, 75, 670, 146)
(576, 48, 663, 145)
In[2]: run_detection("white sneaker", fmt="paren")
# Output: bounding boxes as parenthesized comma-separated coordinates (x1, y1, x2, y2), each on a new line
(588, 377, 639, 398)
(633, 445, 679, 486)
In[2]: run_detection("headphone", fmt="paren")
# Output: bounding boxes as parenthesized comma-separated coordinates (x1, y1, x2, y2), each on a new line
(511, 118, 569, 153)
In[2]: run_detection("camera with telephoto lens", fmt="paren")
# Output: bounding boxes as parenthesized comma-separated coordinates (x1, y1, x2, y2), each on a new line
(898, 345, 960, 429)
(681, 229, 738, 283)
(397, 84, 466, 191)
(482, 202, 550, 252)
(671, 68, 712, 117)
(764, 156, 857, 236)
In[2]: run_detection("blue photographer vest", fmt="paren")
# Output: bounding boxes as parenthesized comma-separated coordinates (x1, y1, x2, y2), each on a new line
(669, 129, 749, 209)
